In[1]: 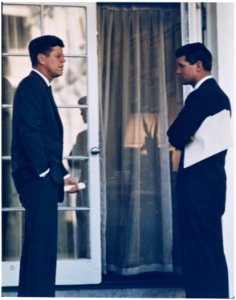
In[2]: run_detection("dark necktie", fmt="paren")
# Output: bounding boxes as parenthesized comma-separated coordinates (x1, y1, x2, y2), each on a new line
(48, 85, 56, 105)
(48, 85, 53, 95)
(47, 85, 63, 133)
(48, 85, 58, 111)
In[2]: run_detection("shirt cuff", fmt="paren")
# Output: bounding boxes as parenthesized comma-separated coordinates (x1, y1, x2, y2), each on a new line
(64, 174, 70, 179)
(39, 168, 50, 177)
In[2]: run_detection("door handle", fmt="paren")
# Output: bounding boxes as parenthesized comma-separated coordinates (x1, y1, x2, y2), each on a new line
(91, 147, 100, 155)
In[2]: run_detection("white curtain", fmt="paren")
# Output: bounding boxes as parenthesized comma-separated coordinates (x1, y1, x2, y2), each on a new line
(98, 4, 182, 275)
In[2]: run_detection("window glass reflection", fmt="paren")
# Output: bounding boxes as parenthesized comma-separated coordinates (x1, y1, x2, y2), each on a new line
(59, 108, 88, 159)
(43, 6, 86, 55)
(57, 210, 90, 259)
(2, 107, 13, 157)
(2, 74, 15, 106)
(2, 212, 24, 261)
(2, 161, 20, 209)
(2, 5, 41, 53)
(2, 57, 31, 101)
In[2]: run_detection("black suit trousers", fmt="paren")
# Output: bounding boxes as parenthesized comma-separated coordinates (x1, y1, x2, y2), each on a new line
(178, 196, 229, 298)
(18, 175, 61, 297)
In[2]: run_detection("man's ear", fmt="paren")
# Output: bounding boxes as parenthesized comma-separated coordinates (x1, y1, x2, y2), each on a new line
(37, 53, 46, 65)
(195, 60, 203, 71)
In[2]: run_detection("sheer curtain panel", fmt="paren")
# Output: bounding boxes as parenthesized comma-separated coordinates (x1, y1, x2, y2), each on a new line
(98, 4, 182, 275)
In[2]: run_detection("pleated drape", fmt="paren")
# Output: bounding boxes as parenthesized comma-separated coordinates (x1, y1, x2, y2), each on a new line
(98, 4, 182, 275)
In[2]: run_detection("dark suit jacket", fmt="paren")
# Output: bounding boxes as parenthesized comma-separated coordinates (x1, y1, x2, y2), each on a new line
(167, 78, 231, 215)
(11, 71, 68, 199)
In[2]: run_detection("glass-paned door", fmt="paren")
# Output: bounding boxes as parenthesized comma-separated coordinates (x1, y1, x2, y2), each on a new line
(2, 3, 101, 286)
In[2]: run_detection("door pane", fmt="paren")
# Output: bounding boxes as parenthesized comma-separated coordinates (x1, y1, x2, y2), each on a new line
(59, 107, 88, 159)
(2, 107, 12, 157)
(2, 5, 41, 53)
(43, 6, 87, 55)
(57, 210, 90, 259)
(67, 109, 88, 157)
(2, 57, 31, 103)
(2, 211, 24, 261)
(2, 161, 20, 209)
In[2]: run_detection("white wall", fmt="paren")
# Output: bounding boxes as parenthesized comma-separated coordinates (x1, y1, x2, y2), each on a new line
(216, 3, 235, 298)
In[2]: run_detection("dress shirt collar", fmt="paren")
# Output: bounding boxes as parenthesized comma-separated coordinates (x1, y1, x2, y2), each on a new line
(32, 69, 50, 87)
(194, 75, 213, 90)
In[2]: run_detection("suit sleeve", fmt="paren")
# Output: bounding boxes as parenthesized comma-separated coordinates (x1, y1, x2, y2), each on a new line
(16, 80, 49, 175)
(167, 92, 209, 151)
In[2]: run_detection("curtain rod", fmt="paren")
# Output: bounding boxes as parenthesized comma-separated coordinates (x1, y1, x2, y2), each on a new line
(97, 4, 180, 12)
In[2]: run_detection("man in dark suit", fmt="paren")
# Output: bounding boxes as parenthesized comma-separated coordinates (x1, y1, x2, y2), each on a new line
(11, 35, 79, 297)
(167, 43, 231, 298)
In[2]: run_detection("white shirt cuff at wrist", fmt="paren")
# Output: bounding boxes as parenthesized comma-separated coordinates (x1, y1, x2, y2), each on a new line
(39, 168, 50, 177)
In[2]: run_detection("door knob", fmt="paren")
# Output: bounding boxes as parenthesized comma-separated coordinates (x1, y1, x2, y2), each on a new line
(91, 147, 100, 155)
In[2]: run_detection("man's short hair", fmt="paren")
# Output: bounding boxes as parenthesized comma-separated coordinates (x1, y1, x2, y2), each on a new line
(28, 35, 64, 67)
(175, 42, 212, 71)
